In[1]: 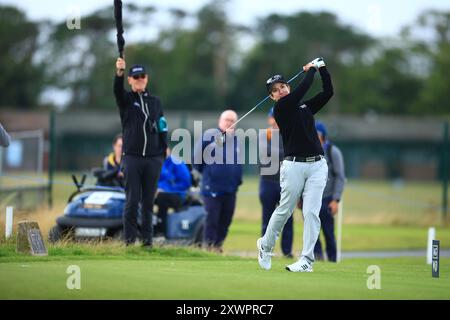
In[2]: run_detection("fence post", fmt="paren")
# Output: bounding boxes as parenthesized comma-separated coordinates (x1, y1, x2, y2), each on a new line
(442, 121, 449, 224)
(5, 206, 13, 239)
(48, 111, 56, 209)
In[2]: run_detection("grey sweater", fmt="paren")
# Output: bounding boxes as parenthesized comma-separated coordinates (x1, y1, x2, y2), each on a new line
(323, 142, 346, 201)
(0, 123, 10, 147)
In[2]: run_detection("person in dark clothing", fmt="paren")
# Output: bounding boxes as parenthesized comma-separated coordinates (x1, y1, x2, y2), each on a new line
(257, 58, 334, 272)
(313, 121, 346, 262)
(114, 57, 168, 247)
(259, 107, 293, 258)
(154, 148, 192, 236)
(100, 133, 124, 187)
(193, 110, 243, 253)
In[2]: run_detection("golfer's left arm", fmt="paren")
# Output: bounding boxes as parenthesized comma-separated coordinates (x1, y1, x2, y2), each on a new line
(304, 67, 334, 114)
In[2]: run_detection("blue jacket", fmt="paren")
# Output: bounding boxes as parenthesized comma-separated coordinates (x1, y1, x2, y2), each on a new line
(158, 155, 192, 199)
(194, 128, 243, 196)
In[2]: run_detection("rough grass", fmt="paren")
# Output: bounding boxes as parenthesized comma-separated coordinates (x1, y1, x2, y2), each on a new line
(0, 238, 221, 263)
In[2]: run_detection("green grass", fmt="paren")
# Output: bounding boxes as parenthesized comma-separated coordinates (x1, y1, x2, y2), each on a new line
(1, 173, 447, 226)
(236, 177, 444, 225)
(0, 244, 448, 299)
(224, 221, 450, 253)
(1, 174, 449, 299)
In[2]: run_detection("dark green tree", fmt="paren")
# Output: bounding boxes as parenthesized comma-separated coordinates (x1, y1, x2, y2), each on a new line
(405, 10, 450, 115)
(0, 6, 43, 109)
(227, 11, 374, 114)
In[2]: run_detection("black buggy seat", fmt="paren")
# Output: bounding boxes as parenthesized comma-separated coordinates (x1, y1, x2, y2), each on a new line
(91, 167, 124, 188)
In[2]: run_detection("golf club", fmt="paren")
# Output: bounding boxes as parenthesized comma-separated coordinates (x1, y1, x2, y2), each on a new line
(214, 67, 308, 145)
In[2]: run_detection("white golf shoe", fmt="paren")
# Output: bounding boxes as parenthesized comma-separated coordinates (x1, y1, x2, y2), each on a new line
(285, 258, 313, 272)
(257, 238, 273, 270)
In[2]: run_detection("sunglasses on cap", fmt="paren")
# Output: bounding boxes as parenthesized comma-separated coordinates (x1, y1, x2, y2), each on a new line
(132, 74, 147, 80)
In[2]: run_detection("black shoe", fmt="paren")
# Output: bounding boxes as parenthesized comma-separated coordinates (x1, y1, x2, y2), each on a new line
(284, 253, 294, 259)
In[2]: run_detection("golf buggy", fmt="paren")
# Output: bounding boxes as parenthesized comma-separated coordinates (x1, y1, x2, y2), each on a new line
(48, 168, 206, 245)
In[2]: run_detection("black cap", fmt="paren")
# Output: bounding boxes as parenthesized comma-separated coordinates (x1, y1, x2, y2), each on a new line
(128, 64, 147, 77)
(266, 74, 287, 92)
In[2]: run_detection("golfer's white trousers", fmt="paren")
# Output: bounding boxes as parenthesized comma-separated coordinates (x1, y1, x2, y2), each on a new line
(262, 158, 328, 262)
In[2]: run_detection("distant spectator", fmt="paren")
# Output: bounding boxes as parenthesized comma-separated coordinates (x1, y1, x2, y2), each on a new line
(313, 121, 346, 262)
(0, 123, 10, 147)
(194, 110, 243, 253)
(100, 133, 124, 187)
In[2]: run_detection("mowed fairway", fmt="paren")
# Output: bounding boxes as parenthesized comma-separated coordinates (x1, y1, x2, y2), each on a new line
(0, 246, 449, 299)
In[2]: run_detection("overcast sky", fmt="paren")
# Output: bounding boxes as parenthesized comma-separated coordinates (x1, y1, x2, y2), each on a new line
(1, 0, 449, 38)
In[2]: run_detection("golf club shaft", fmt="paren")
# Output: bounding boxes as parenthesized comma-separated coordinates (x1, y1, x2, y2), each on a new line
(223, 69, 306, 134)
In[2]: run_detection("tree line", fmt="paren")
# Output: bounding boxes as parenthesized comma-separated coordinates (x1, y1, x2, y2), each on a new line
(0, 0, 449, 115)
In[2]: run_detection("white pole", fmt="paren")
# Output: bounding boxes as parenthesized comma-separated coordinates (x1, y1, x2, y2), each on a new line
(336, 199, 344, 263)
(426, 227, 436, 264)
(5, 206, 13, 239)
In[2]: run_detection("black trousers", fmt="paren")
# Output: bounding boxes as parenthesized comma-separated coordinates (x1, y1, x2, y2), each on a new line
(154, 192, 184, 235)
(122, 154, 163, 246)
(202, 194, 237, 248)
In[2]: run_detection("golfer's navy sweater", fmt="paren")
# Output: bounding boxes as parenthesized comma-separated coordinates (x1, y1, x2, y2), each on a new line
(273, 67, 333, 158)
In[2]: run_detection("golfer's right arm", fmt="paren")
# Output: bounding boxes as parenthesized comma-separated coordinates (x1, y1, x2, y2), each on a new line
(0, 123, 10, 147)
(114, 57, 126, 108)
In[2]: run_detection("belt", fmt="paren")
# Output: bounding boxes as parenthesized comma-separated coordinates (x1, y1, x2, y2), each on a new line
(284, 155, 323, 163)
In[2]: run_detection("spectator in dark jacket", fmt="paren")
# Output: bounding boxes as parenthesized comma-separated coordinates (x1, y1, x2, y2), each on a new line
(114, 57, 168, 247)
(314, 121, 346, 262)
(194, 110, 243, 253)
(154, 148, 192, 236)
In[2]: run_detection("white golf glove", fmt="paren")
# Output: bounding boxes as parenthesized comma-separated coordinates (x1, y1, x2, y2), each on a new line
(310, 57, 326, 69)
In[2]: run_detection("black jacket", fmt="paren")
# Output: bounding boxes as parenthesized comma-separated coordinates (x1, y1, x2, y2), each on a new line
(274, 67, 333, 157)
(113, 75, 167, 157)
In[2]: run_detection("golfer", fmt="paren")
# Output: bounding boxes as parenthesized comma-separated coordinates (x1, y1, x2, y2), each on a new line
(257, 57, 334, 272)
(114, 57, 168, 247)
